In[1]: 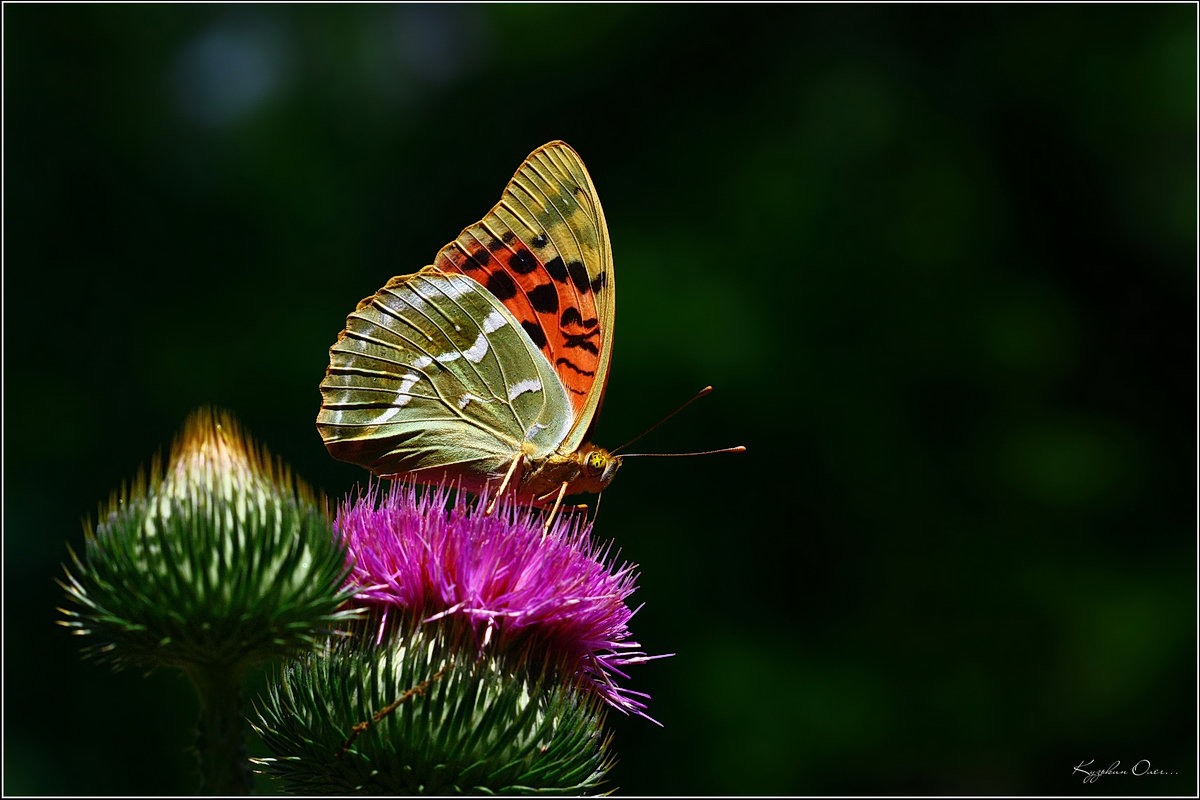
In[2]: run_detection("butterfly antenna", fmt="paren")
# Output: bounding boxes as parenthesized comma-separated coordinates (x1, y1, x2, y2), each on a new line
(613, 386, 719, 456)
(619, 446, 747, 458)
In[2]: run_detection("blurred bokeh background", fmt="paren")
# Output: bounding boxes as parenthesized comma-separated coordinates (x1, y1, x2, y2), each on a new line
(5, 3, 1194, 795)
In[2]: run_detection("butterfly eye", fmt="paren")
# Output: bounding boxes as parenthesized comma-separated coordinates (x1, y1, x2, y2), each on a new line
(585, 450, 607, 475)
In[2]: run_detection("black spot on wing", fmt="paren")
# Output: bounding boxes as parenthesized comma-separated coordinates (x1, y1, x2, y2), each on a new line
(501, 230, 515, 244)
(532, 233, 548, 248)
(591, 271, 607, 293)
(567, 260, 590, 293)
(462, 250, 490, 270)
(560, 307, 598, 328)
(509, 249, 538, 274)
(529, 283, 559, 313)
(521, 319, 548, 349)
(486, 270, 518, 301)
(563, 331, 599, 355)
(556, 357, 595, 377)
(544, 256, 568, 283)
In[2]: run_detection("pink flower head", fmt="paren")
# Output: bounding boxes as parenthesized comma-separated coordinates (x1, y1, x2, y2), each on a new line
(335, 481, 665, 721)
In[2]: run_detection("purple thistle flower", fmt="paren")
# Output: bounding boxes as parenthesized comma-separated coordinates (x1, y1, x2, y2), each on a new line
(335, 480, 666, 722)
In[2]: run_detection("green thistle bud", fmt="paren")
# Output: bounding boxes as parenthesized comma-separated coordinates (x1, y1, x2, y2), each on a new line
(58, 408, 358, 793)
(252, 618, 614, 795)
(59, 408, 356, 670)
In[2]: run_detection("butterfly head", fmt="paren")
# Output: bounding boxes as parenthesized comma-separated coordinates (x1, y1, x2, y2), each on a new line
(522, 444, 622, 500)
(582, 447, 622, 491)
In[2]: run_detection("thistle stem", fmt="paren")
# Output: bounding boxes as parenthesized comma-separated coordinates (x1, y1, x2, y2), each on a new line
(187, 662, 252, 795)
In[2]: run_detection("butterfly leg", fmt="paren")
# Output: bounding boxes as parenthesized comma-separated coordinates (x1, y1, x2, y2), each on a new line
(542, 481, 571, 538)
(485, 451, 524, 516)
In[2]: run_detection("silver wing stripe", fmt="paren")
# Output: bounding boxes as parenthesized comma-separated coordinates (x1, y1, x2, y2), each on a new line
(458, 392, 488, 409)
(482, 309, 507, 333)
(462, 332, 490, 363)
(507, 377, 542, 402)
(408, 275, 500, 397)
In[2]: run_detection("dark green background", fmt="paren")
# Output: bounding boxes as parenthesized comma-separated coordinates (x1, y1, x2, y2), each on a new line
(5, 3, 1195, 795)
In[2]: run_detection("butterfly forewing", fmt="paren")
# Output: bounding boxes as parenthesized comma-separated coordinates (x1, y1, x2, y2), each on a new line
(434, 141, 615, 452)
(318, 268, 572, 481)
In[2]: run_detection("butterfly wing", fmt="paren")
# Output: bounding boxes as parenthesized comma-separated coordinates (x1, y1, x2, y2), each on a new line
(433, 141, 615, 454)
(317, 268, 573, 484)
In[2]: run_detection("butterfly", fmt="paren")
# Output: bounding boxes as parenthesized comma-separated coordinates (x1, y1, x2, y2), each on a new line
(317, 141, 620, 508)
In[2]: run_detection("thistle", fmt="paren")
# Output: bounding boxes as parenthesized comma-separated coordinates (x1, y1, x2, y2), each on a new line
(337, 481, 662, 720)
(253, 482, 665, 794)
(252, 620, 616, 794)
(59, 408, 357, 793)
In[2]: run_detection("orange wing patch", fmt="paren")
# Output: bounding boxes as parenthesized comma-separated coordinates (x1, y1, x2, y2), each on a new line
(434, 145, 610, 415)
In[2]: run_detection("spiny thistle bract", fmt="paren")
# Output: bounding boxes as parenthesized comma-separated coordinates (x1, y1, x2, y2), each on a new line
(252, 621, 615, 795)
(58, 407, 358, 672)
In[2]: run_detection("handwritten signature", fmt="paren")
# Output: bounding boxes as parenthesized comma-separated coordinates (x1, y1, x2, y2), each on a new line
(1073, 760, 1177, 784)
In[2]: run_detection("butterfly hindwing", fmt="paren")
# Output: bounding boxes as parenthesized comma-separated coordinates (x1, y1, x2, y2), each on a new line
(434, 141, 615, 452)
(317, 268, 573, 483)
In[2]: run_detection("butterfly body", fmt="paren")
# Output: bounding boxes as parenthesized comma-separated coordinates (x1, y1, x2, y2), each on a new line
(318, 142, 619, 503)
(516, 443, 620, 501)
